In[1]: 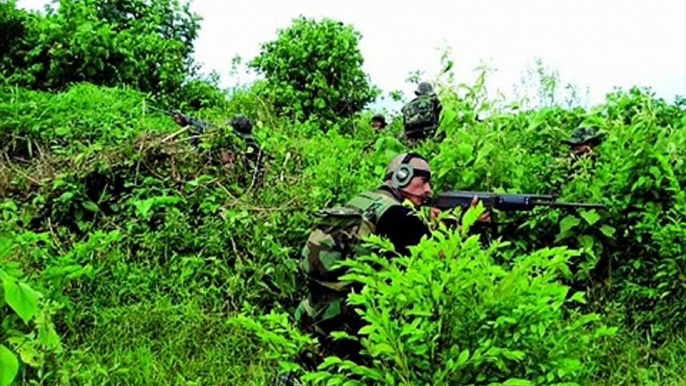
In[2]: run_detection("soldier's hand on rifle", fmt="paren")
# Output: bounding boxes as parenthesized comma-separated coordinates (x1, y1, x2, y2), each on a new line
(430, 207, 442, 221)
(470, 195, 492, 223)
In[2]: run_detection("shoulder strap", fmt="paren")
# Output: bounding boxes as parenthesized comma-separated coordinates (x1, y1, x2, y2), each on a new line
(346, 189, 402, 226)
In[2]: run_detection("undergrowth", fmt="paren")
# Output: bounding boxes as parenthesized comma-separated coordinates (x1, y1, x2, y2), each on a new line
(1, 6, 685, 386)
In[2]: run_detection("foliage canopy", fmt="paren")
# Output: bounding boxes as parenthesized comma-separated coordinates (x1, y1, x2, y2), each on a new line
(250, 16, 379, 125)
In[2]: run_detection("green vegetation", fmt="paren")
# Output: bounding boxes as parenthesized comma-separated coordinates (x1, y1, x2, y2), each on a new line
(250, 16, 379, 126)
(1, 2, 686, 385)
(0, 0, 224, 109)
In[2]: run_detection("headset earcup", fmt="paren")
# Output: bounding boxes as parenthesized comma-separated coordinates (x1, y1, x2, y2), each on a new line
(393, 164, 414, 189)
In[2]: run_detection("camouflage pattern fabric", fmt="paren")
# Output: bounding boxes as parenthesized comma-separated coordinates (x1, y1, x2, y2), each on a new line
(295, 190, 402, 347)
(561, 126, 603, 146)
(402, 94, 441, 140)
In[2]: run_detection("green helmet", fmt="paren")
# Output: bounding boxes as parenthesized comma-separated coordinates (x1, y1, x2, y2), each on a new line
(228, 115, 253, 135)
(372, 114, 387, 127)
(562, 127, 603, 146)
(415, 82, 434, 96)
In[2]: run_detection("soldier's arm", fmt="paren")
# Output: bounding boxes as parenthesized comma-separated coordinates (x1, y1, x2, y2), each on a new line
(375, 206, 431, 256)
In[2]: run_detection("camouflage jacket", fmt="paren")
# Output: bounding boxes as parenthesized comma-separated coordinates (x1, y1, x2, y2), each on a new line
(401, 94, 442, 135)
(295, 188, 403, 336)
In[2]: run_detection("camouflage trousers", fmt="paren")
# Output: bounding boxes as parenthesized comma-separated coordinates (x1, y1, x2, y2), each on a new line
(295, 295, 368, 366)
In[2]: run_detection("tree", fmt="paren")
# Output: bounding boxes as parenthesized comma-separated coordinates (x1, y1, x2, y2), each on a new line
(0, 0, 220, 108)
(250, 16, 379, 125)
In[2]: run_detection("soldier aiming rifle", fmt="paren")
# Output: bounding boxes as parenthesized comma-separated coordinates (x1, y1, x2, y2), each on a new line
(149, 106, 210, 146)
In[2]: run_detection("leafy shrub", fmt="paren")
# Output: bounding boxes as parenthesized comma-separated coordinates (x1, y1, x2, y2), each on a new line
(1, 204, 64, 386)
(250, 16, 379, 125)
(0, 1, 27, 61)
(0, 0, 224, 108)
(423, 70, 686, 337)
(302, 209, 616, 386)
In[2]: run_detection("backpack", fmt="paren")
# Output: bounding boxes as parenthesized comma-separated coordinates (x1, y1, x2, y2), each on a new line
(300, 190, 400, 294)
(403, 95, 437, 131)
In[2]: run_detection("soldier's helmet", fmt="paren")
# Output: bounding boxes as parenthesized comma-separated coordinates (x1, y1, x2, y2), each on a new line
(415, 82, 434, 96)
(228, 115, 253, 136)
(371, 114, 387, 127)
(561, 126, 603, 147)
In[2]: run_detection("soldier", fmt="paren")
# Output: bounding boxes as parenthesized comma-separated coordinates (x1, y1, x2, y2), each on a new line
(401, 82, 443, 146)
(295, 153, 489, 368)
(561, 126, 604, 160)
(562, 127, 603, 158)
(225, 115, 271, 188)
(371, 114, 387, 130)
(550, 126, 605, 198)
(169, 112, 210, 147)
(228, 115, 262, 163)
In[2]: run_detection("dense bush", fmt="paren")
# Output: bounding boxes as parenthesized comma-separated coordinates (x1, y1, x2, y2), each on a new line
(286, 206, 615, 385)
(250, 16, 379, 125)
(0, 0, 223, 109)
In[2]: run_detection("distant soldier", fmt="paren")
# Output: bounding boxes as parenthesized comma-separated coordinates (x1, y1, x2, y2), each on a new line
(551, 126, 605, 196)
(228, 115, 270, 187)
(401, 82, 443, 146)
(561, 126, 604, 161)
(371, 114, 387, 130)
(164, 111, 209, 147)
(228, 115, 262, 164)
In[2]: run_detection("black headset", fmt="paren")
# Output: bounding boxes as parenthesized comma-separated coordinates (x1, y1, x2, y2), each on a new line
(384, 153, 431, 189)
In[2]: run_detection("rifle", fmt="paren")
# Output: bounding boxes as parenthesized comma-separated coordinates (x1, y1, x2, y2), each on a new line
(430, 191, 606, 212)
(430, 191, 606, 248)
(149, 106, 210, 145)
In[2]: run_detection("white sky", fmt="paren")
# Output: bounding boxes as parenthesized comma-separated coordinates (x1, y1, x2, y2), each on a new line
(18, 0, 686, 108)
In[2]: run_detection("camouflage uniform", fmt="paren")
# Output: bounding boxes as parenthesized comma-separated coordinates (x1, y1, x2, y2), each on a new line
(401, 82, 443, 145)
(562, 126, 604, 164)
(295, 188, 404, 363)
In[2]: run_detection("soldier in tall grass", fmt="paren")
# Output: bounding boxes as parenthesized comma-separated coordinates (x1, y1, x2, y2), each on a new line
(295, 153, 488, 367)
(562, 126, 604, 160)
(401, 82, 443, 146)
(371, 114, 387, 130)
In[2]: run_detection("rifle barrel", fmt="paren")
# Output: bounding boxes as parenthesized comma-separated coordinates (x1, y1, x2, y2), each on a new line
(148, 106, 175, 117)
(535, 200, 606, 210)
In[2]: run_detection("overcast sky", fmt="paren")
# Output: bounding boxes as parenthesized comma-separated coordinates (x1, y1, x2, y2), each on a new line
(18, 0, 686, 108)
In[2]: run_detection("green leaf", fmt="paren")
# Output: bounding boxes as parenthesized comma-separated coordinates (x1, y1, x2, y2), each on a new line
(0, 235, 14, 260)
(82, 201, 100, 212)
(503, 378, 533, 386)
(457, 349, 470, 366)
(579, 210, 601, 226)
(578, 235, 594, 251)
(4, 277, 40, 324)
(0, 344, 19, 386)
(570, 291, 587, 304)
(370, 343, 394, 356)
(600, 225, 616, 238)
(318, 356, 342, 369)
(559, 215, 581, 234)
(55, 126, 71, 136)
